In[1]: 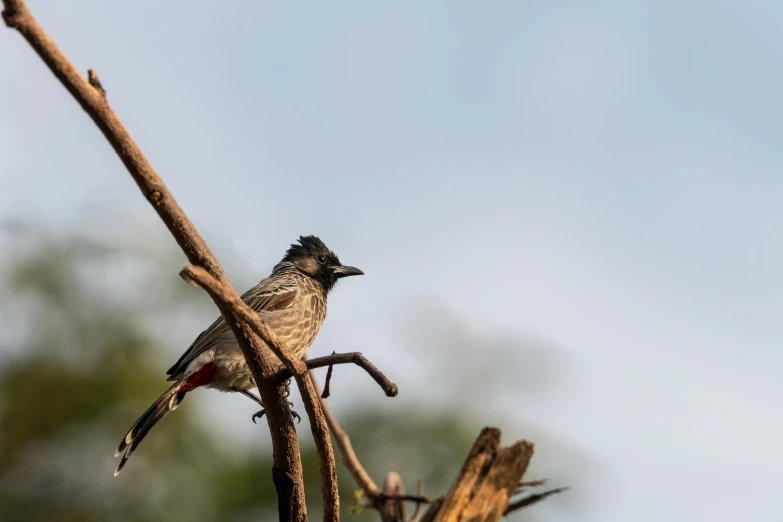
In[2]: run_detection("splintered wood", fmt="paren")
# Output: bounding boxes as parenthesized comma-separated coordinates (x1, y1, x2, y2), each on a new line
(421, 428, 534, 522)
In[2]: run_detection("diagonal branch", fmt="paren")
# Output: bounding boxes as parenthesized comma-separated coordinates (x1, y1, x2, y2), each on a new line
(295, 373, 340, 521)
(3, 3, 562, 522)
(308, 364, 413, 517)
(1, 1, 308, 519)
(180, 265, 307, 375)
(310, 372, 438, 520)
(181, 265, 339, 520)
(310, 371, 382, 499)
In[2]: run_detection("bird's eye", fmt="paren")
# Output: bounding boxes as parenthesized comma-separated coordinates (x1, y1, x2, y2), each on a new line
(317, 254, 328, 265)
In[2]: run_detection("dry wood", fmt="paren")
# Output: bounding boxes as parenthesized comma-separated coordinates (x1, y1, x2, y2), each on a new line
(420, 428, 536, 522)
(283, 352, 398, 398)
(310, 371, 382, 499)
(0, 2, 310, 519)
(181, 265, 338, 520)
(180, 265, 307, 375)
(2, 3, 565, 521)
(505, 487, 568, 515)
(295, 372, 340, 521)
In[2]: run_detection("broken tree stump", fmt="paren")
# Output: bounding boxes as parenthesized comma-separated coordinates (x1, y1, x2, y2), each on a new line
(420, 427, 535, 522)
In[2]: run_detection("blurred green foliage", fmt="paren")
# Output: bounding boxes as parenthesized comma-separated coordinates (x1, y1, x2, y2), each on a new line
(0, 228, 500, 521)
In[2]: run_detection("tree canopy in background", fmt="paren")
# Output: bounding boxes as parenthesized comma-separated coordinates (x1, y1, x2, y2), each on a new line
(0, 223, 586, 521)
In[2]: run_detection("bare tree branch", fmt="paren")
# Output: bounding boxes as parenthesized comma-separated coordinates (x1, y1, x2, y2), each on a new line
(309, 362, 431, 522)
(87, 68, 105, 97)
(310, 365, 438, 522)
(517, 479, 548, 489)
(504, 487, 569, 515)
(283, 352, 399, 398)
(310, 371, 382, 499)
(406, 480, 425, 522)
(1, 1, 308, 519)
(180, 265, 307, 375)
(376, 494, 434, 504)
(180, 265, 339, 519)
(420, 428, 535, 522)
(295, 372, 340, 521)
(321, 353, 336, 399)
(3, 3, 565, 521)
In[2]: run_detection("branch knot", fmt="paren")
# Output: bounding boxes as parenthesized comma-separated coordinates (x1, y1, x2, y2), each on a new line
(87, 68, 106, 97)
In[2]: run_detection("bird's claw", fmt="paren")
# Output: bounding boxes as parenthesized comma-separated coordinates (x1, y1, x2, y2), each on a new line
(251, 405, 300, 424)
(286, 399, 300, 423)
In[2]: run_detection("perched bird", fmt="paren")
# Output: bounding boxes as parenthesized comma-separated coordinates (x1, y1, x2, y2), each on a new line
(114, 236, 363, 475)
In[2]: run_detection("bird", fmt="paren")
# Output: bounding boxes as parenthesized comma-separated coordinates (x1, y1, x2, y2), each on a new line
(113, 236, 363, 476)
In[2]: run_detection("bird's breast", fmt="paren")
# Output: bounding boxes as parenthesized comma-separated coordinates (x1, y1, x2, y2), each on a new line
(266, 289, 326, 359)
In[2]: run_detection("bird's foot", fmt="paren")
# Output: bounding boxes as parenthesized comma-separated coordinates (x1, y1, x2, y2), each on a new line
(282, 378, 291, 398)
(252, 402, 300, 424)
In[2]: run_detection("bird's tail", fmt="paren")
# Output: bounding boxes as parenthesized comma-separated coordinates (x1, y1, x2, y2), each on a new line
(114, 382, 187, 476)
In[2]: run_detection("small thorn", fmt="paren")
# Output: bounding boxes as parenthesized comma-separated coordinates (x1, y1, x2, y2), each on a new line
(87, 68, 106, 96)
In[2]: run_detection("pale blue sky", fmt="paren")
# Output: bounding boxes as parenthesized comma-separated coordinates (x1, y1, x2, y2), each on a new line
(1, 1, 782, 521)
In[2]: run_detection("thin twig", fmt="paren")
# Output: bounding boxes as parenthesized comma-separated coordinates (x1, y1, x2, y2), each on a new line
(406, 479, 425, 522)
(376, 493, 435, 504)
(309, 370, 382, 499)
(1, 2, 308, 519)
(517, 479, 547, 489)
(294, 372, 339, 521)
(322, 352, 335, 399)
(282, 352, 398, 397)
(504, 487, 568, 515)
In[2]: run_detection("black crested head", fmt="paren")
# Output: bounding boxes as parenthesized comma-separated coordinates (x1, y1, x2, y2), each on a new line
(279, 235, 364, 292)
(282, 236, 333, 264)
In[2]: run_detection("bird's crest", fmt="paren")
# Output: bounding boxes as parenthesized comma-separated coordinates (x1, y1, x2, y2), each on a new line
(282, 235, 335, 262)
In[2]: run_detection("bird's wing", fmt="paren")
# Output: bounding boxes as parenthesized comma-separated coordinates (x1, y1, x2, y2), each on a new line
(165, 277, 299, 379)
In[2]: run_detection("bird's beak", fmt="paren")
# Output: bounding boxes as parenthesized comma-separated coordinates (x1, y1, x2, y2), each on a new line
(332, 265, 364, 278)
